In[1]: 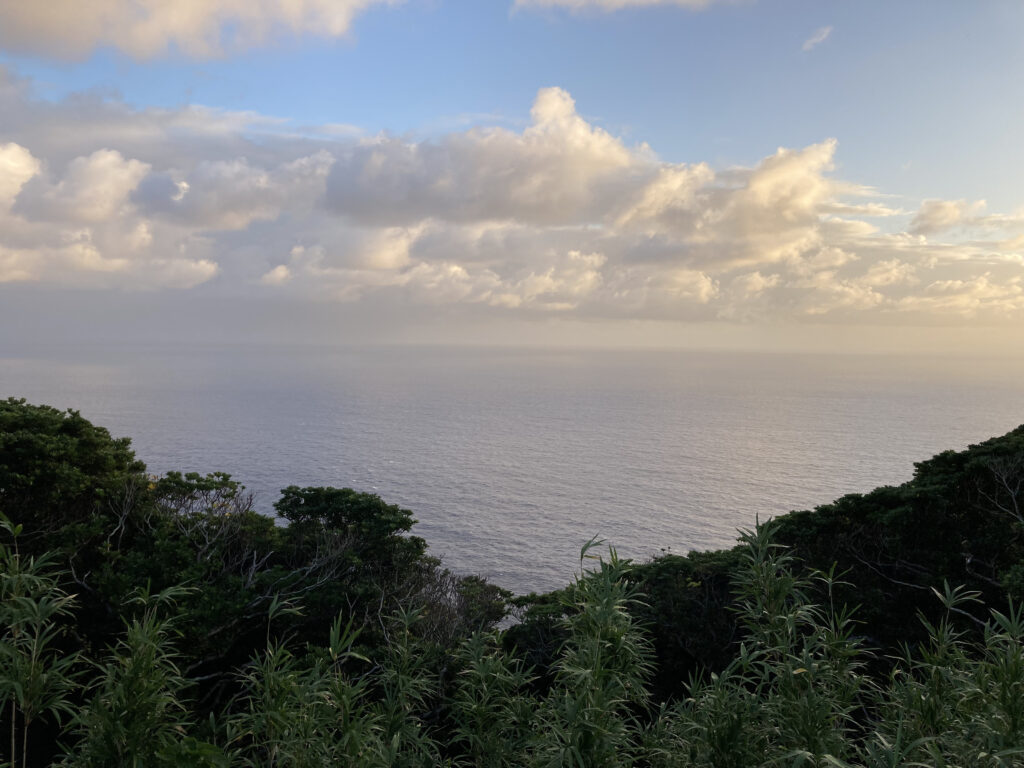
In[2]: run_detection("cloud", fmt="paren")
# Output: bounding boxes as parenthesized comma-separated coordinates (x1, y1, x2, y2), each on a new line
(896, 274, 1024, 318)
(260, 263, 293, 286)
(487, 250, 607, 310)
(0, 140, 219, 288)
(325, 87, 641, 226)
(514, 0, 720, 10)
(860, 258, 917, 287)
(615, 139, 842, 268)
(135, 152, 332, 230)
(801, 25, 832, 52)
(17, 149, 150, 223)
(910, 199, 985, 235)
(1, 72, 1023, 324)
(0, 0, 397, 59)
(905, 198, 1024, 237)
(0, 142, 40, 208)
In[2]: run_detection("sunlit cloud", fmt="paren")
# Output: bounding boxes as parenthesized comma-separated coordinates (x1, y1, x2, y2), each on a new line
(1, 71, 1023, 322)
(910, 199, 986, 235)
(0, 0, 398, 59)
(325, 87, 642, 226)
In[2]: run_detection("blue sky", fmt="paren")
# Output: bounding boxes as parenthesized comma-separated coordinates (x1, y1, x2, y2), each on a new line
(0, 0, 1023, 351)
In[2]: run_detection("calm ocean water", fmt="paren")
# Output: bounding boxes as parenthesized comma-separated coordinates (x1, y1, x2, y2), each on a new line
(2, 344, 1023, 593)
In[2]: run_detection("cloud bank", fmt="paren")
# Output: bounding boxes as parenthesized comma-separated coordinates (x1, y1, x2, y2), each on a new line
(0, 0, 397, 59)
(1, 69, 1023, 325)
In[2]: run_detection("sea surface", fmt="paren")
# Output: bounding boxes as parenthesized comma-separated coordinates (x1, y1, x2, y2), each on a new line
(2, 343, 1023, 594)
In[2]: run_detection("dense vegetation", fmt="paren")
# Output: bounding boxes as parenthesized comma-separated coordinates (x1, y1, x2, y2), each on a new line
(2, 396, 1023, 766)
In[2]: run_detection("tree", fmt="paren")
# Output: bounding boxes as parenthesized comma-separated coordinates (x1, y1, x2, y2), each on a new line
(0, 398, 146, 552)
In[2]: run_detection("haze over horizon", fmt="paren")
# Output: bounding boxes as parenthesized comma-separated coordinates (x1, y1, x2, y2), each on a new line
(1, 1, 1023, 355)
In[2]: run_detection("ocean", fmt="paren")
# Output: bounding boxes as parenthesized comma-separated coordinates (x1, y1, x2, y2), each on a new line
(2, 343, 1022, 594)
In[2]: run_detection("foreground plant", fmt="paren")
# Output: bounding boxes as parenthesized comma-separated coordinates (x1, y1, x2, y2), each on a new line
(527, 539, 655, 767)
(63, 585, 228, 768)
(450, 631, 534, 767)
(0, 516, 80, 768)
(228, 610, 391, 767)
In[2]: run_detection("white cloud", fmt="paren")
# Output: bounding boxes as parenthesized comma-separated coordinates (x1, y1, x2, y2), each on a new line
(487, 250, 607, 310)
(0, 0, 398, 59)
(786, 246, 856, 277)
(514, 0, 720, 10)
(731, 270, 779, 298)
(261, 263, 293, 286)
(0, 142, 40, 208)
(1, 74, 1023, 323)
(616, 139, 842, 268)
(0, 245, 38, 283)
(0, 234, 217, 288)
(795, 269, 884, 315)
(896, 274, 1024, 318)
(910, 199, 986, 235)
(325, 87, 641, 226)
(136, 151, 332, 230)
(801, 26, 832, 52)
(860, 258, 916, 287)
(17, 149, 150, 223)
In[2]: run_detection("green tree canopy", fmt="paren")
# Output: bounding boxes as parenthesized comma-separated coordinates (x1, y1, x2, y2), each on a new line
(0, 397, 146, 548)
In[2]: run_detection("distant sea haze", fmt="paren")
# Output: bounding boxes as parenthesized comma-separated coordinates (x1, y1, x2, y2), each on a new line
(2, 344, 1023, 594)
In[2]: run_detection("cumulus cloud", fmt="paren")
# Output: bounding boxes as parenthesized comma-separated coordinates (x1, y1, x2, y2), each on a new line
(910, 199, 987, 235)
(325, 87, 641, 226)
(0, 0, 397, 59)
(17, 149, 150, 223)
(135, 152, 332, 230)
(0, 142, 40, 208)
(618, 140, 842, 268)
(896, 274, 1024, 318)
(2, 73, 1024, 323)
(261, 263, 293, 286)
(0, 139, 219, 288)
(860, 258, 916, 287)
(487, 250, 607, 310)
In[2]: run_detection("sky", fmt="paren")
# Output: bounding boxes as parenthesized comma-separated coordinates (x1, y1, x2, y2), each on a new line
(0, 0, 1023, 353)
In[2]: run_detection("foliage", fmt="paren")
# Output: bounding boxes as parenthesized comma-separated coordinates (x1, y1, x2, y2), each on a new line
(3, 515, 1024, 766)
(0, 517, 80, 768)
(528, 539, 654, 767)
(449, 631, 534, 766)
(0, 398, 145, 552)
(0, 400, 510, 721)
(511, 424, 1024, 702)
(770, 425, 1024, 649)
(3, 399, 1024, 765)
(63, 586, 227, 768)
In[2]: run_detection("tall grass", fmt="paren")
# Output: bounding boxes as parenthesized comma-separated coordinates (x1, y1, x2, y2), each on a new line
(3, 518, 1023, 766)
(0, 517, 79, 768)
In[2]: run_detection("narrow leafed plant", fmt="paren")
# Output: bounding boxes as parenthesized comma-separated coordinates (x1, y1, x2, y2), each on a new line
(0, 516, 80, 768)
(373, 606, 442, 768)
(872, 585, 1024, 767)
(63, 585, 225, 768)
(61, 585, 211, 765)
(228, 608, 389, 767)
(450, 630, 535, 767)
(529, 538, 655, 768)
(664, 523, 875, 768)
